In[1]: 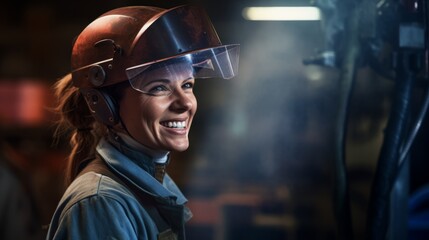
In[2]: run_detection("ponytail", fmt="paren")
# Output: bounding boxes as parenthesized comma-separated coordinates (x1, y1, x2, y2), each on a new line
(53, 74, 106, 185)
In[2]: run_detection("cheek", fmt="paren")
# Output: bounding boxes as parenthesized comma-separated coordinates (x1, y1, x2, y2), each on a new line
(139, 98, 168, 124)
(192, 97, 198, 115)
(190, 94, 197, 114)
(119, 94, 151, 129)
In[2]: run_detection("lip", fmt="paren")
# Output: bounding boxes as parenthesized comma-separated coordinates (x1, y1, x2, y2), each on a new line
(161, 125, 188, 135)
(161, 118, 187, 121)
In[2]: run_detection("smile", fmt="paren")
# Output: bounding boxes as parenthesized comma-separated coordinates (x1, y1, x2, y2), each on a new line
(161, 121, 186, 129)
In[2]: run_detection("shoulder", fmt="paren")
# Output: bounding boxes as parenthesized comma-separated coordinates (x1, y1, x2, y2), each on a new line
(47, 172, 157, 239)
(59, 171, 139, 217)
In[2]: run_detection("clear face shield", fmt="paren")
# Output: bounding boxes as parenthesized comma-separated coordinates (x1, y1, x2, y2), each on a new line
(125, 44, 239, 96)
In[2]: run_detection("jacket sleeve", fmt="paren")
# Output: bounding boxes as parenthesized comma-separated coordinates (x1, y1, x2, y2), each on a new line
(50, 195, 147, 240)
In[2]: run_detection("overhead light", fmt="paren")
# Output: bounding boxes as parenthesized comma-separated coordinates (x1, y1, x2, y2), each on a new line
(242, 7, 321, 21)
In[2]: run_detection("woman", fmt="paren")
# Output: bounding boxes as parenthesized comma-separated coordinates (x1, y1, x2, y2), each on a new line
(46, 4, 239, 240)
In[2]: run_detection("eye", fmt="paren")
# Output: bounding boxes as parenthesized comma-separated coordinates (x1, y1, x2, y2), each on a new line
(182, 81, 194, 90)
(148, 84, 171, 95)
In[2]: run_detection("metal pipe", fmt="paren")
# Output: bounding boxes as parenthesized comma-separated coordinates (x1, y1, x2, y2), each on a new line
(333, 3, 360, 240)
(366, 52, 415, 240)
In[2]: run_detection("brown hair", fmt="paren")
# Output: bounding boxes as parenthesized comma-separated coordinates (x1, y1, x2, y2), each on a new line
(53, 74, 107, 185)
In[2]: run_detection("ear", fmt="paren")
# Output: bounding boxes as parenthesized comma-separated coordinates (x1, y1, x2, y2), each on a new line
(80, 89, 119, 127)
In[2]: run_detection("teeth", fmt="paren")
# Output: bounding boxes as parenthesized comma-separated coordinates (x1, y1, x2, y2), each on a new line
(163, 121, 186, 129)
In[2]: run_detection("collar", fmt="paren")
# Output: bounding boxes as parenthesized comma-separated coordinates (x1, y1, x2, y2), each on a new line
(96, 137, 188, 206)
(108, 131, 169, 182)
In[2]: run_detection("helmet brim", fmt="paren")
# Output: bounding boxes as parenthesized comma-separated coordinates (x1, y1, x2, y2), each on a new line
(126, 44, 240, 90)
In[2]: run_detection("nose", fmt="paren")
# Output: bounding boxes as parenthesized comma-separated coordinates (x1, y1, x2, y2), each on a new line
(170, 88, 194, 112)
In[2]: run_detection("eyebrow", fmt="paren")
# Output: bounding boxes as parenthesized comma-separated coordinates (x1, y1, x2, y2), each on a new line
(182, 77, 194, 82)
(146, 77, 194, 85)
(146, 79, 170, 84)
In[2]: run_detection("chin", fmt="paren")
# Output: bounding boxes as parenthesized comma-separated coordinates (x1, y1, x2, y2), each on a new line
(168, 142, 189, 152)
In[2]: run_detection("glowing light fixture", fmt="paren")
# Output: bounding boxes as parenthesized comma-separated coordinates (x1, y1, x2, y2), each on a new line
(242, 7, 321, 21)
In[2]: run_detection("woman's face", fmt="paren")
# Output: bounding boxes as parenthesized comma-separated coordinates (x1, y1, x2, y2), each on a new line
(118, 64, 197, 152)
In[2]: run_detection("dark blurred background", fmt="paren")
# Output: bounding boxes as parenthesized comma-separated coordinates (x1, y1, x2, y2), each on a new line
(1, 0, 429, 240)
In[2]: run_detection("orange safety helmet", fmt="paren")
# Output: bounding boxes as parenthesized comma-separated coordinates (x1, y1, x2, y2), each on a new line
(70, 5, 239, 126)
(71, 4, 239, 88)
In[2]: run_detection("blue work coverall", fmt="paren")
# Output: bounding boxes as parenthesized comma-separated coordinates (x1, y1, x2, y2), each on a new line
(46, 137, 192, 240)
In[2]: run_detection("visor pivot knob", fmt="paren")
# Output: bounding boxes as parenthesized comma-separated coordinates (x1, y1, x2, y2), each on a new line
(88, 65, 105, 87)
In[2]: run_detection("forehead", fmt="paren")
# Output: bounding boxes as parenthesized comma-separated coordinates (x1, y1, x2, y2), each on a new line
(138, 62, 194, 82)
